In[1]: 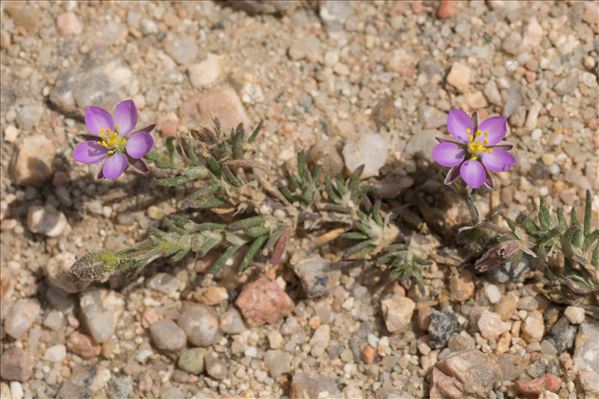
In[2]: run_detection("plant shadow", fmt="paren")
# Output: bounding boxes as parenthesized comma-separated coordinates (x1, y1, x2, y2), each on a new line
(4, 153, 178, 230)
(338, 154, 493, 337)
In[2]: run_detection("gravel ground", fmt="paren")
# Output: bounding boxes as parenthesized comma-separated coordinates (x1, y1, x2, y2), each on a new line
(1, 1, 598, 399)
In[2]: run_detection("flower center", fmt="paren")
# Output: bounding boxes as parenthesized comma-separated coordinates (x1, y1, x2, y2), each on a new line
(466, 128, 493, 160)
(99, 125, 127, 154)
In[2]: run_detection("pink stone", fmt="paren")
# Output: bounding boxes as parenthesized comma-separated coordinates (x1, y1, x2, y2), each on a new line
(437, 0, 456, 19)
(521, 18, 544, 51)
(141, 308, 160, 328)
(447, 62, 471, 94)
(516, 374, 561, 398)
(0, 347, 33, 381)
(411, 1, 423, 14)
(157, 112, 179, 137)
(435, 350, 504, 397)
(235, 276, 294, 327)
(179, 87, 250, 132)
(67, 331, 101, 359)
(386, 49, 416, 77)
(543, 374, 561, 392)
(430, 367, 464, 399)
(57, 12, 82, 36)
(516, 377, 545, 398)
(11, 135, 54, 186)
(138, 372, 153, 392)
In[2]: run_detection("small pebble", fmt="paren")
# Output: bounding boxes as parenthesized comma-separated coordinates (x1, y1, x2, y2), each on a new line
(484, 284, 502, 304)
(267, 330, 284, 350)
(205, 354, 227, 380)
(478, 310, 511, 340)
(43, 345, 66, 362)
(149, 320, 187, 352)
(563, 306, 585, 325)
(381, 295, 415, 334)
(177, 348, 207, 374)
(522, 316, 545, 343)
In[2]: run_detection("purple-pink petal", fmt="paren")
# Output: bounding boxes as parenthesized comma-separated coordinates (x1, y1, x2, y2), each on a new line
(460, 160, 486, 189)
(85, 106, 114, 136)
(481, 148, 515, 172)
(432, 142, 465, 167)
(447, 109, 473, 143)
(125, 131, 154, 159)
(102, 152, 128, 180)
(478, 116, 507, 145)
(113, 99, 138, 135)
(73, 141, 108, 164)
(444, 166, 461, 185)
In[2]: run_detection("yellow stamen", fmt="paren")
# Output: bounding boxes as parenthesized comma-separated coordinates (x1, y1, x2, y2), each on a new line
(98, 128, 127, 152)
(466, 128, 471, 134)
(467, 130, 495, 159)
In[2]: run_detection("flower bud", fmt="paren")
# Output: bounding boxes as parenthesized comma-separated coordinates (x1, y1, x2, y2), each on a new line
(475, 240, 521, 272)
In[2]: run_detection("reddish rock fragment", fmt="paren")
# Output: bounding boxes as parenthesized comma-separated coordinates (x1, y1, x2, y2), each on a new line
(430, 367, 464, 399)
(516, 374, 561, 398)
(435, 350, 504, 397)
(56, 12, 82, 35)
(411, 1, 423, 14)
(67, 331, 101, 359)
(138, 371, 153, 392)
(361, 345, 376, 364)
(141, 308, 160, 328)
(235, 276, 294, 327)
(0, 347, 33, 381)
(543, 374, 561, 392)
(157, 112, 179, 137)
(437, 0, 456, 18)
(449, 268, 475, 302)
(516, 378, 545, 398)
(179, 87, 250, 131)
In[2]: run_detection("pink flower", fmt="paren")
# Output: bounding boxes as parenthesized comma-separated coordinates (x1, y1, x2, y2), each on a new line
(73, 99, 154, 180)
(432, 109, 515, 189)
